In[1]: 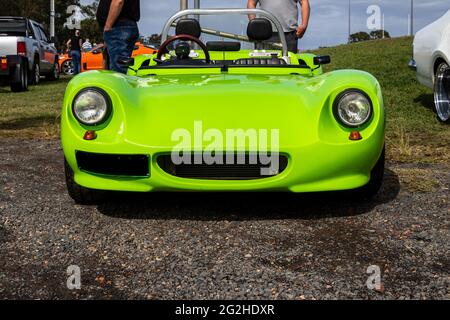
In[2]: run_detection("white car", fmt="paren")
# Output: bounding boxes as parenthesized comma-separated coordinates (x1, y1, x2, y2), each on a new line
(410, 10, 450, 123)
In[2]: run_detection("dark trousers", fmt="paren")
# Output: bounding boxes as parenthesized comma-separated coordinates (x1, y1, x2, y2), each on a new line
(70, 50, 81, 75)
(103, 19, 139, 74)
(259, 31, 298, 53)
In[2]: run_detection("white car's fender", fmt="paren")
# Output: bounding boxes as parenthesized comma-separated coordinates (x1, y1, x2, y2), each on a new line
(413, 10, 450, 89)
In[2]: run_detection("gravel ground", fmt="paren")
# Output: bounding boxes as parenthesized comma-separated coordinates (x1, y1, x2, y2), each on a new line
(0, 139, 448, 300)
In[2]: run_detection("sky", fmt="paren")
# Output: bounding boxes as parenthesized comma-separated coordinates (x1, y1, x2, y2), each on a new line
(80, 0, 450, 49)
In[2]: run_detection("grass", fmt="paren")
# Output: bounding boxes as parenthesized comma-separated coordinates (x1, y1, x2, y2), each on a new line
(0, 76, 70, 139)
(0, 37, 449, 163)
(395, 168, 441, 193)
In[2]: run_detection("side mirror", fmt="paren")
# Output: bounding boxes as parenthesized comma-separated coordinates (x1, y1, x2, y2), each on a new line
(313, 55, 331, 66)
(117, 57, 134, 67)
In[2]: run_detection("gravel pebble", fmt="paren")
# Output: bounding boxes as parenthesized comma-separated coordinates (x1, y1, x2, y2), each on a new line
(0, 139, 449, 300)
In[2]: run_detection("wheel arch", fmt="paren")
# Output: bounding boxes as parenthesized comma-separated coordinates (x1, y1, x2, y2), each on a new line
(434, 57, 448, 74)
(33, 51, 40, 66)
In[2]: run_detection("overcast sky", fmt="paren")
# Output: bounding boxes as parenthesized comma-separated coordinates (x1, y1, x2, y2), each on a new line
(81, 0, 450, 49)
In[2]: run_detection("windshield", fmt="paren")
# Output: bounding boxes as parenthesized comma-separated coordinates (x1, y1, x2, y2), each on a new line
(0, 19, 27, 36)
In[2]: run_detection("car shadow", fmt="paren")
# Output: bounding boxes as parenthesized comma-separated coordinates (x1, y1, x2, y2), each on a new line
(0, 77, 70, 93)
(96, 168, 401, 221)
(34, 77, 71, 86)
(0, 115, 59, 130)
(414, 93, 435, 112)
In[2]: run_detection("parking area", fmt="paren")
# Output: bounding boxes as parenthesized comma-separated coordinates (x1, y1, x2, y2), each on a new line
(0, 138, 448, 299)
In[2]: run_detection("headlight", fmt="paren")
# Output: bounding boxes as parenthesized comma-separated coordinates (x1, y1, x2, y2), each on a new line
(72, 88, 111, 126)
(333, 90, 372, 127)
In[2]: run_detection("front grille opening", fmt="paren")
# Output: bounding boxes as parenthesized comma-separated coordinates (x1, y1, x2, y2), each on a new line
(157, 153, 288, 180)
(76, 151, 150, 177)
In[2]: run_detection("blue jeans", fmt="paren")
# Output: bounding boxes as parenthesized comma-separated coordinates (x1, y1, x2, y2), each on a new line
(70, 50, 81, 75)
(103, 20, 139, 74)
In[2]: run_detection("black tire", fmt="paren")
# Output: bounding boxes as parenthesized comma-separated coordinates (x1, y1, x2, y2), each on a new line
(434, 62, 450, 124)
(46, 60, 60, 81)
(65, 159, 107, 205)
(10, 61, 28, 92)
(353, 146, 385, 200)
(30, 60, 40, 85)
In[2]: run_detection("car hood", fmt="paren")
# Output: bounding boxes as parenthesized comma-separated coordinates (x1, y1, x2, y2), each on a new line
(64, 70, 381, 148)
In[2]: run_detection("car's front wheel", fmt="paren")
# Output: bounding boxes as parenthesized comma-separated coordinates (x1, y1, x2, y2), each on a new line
(434, 62, 450, 124)
(353, 146, 385, 200)
(65, 159, 107, 205)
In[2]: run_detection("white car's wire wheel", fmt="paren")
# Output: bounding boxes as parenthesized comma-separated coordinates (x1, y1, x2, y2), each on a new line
(434, 62, 450, 123)
(62, 60, 74, 75)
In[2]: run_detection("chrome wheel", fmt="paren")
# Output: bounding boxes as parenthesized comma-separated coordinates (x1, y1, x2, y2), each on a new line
(62, 60, 74, 75)
(434, 63, 450, 123)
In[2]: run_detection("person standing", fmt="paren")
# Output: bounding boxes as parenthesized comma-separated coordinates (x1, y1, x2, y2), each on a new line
(96, 0, 140, 74)
(66, 30, 83, 75)
(247, 0, 310, 53)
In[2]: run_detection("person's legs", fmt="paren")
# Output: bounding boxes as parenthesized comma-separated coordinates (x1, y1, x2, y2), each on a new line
(71, 51, 81, 75)
(284, 32, 299, 53)
(76, 51, 81, 74)
(103, 22, 139, 74)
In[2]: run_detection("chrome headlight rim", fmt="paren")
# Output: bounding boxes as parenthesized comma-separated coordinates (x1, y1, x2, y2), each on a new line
(333, 89, 373, 128)
(72, 87, 112, 126)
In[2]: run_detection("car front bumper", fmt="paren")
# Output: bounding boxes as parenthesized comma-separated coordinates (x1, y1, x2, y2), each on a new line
(62, 135, 385, 193)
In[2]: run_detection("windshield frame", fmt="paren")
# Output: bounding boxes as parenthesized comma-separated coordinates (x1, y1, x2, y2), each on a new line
(160, 8, 290, 63)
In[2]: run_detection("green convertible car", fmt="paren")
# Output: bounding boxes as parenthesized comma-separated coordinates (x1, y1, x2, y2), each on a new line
(61, 9, 385, 204)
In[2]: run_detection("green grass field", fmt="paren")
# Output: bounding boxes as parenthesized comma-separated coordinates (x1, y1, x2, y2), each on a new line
(0, 37, 448, 163)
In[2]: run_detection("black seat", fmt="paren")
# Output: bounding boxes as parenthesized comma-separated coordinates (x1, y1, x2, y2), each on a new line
(176, 18, 201, 38)
(240, 19, 286, 65)
(247, 18, 273, 41)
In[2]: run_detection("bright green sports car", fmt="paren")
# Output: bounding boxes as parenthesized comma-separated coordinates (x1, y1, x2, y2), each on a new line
(61, 9, 385, 204)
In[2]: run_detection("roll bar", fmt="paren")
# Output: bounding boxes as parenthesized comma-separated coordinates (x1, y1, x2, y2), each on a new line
(161, 9, 289, 59)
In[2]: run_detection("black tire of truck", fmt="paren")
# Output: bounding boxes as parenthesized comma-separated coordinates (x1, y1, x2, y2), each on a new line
(29, 59, 40, 85)
(10, 60, 28, 92)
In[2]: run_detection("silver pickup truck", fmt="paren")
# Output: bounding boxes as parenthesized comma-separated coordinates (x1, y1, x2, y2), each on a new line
(0, 16, 59, 92)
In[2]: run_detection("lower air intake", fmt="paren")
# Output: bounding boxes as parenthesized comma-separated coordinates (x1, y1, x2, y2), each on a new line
(157, 153, 288, 180)
(76, 151, 149, 177)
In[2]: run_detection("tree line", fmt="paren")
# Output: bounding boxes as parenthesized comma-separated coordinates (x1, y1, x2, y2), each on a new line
(349, 30, 391, 43)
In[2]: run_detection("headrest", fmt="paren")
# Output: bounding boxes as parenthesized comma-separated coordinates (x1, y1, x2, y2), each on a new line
(247, 18, 273, 41)
(206, 41, 241, 52)
(176, 19, 201, 38)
